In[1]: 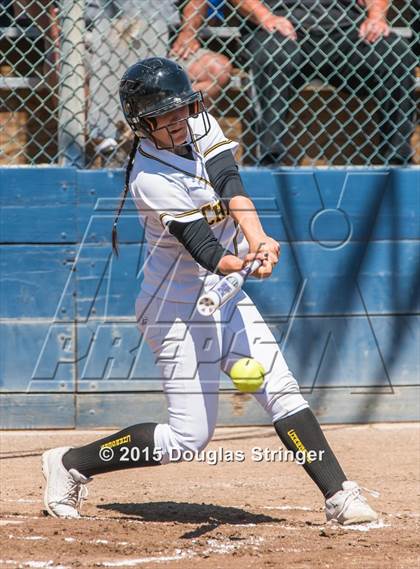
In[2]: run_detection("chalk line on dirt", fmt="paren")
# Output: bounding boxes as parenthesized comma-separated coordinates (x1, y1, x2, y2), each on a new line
(0, 562, 68, 568)
(262, 505, 314, 511)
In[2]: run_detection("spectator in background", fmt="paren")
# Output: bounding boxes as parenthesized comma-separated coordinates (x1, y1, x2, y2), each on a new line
(86, 0, 232, 164)
(171, 0, 233, 110)
(85, 0, 177, 160)
(176, 0, 416, 165)
(232, 0, 417, 165)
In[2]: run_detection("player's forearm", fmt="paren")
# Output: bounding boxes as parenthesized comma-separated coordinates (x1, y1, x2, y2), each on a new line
(217, 254, 245, 274)
(364, 0, 389, 19)
(229, 0, 273, 26)
(179, 0, 207, 34)
(228, 195, 267, 247)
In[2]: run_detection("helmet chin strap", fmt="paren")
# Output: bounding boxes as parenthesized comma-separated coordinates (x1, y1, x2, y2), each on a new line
(173, 144, 191, 156)
(149, 132, 187, 151)
(174, 126, 192, 153)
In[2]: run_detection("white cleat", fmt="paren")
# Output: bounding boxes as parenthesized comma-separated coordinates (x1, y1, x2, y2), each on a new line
(325, 481, 379, 525)
(42, 447, 91, 518)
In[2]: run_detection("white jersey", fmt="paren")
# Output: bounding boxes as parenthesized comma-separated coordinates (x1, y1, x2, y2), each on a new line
(129, 113, 249, 302)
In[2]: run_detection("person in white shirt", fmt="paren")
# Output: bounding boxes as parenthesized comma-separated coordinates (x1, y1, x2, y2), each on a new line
(86, 0, 231, 162)
(42, 57, 378, 526)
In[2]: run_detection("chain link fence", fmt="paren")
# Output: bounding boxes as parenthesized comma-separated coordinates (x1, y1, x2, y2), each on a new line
(1, 0, 418, 167)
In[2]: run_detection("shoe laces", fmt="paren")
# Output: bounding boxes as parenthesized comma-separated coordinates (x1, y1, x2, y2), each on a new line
(359, 486, 380, 499)
(342, 484, 379, 511)
(57, 476, 89, 509)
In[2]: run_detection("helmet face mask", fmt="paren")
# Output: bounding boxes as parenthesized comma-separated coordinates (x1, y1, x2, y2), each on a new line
(120, 58, 210, 150)
(139, 94, 210, 150)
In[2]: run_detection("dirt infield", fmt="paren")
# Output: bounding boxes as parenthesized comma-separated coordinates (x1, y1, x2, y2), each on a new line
(1, 424, 419, 569)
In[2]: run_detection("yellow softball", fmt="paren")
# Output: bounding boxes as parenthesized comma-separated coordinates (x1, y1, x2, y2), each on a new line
(229, 358, 266, 393)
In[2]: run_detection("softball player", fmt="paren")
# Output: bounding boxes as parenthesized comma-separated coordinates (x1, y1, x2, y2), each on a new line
(42, 57, 378, 525)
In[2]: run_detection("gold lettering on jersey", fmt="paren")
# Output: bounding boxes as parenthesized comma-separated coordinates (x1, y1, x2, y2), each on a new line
(200, 199, 227, 226)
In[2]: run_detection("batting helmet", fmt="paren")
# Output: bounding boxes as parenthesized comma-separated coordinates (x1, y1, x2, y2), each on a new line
(119, 57, 210, 147)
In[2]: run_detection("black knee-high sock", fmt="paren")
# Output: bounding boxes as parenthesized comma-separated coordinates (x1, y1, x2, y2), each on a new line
(274, 408, 347, 499)
(62, 423, 160, 477)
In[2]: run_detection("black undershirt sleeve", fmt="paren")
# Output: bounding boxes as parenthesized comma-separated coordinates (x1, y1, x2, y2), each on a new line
(166, 150, 246, 274)
(205, 149, 249, 206)
(168, 217, 233, 274)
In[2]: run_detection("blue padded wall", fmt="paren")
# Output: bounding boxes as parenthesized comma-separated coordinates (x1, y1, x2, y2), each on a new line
(0, 167, 419, 427)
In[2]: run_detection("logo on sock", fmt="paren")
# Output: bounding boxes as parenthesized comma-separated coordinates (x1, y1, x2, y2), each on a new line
(101, 434, 132, 449)
(287, 429, 312, 464)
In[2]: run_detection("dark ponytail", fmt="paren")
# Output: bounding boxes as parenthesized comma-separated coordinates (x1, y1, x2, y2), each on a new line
(112, 135, 139, 256)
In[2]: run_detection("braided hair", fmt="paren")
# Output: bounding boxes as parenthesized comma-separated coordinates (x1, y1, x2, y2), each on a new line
(111, 135, 139, 255)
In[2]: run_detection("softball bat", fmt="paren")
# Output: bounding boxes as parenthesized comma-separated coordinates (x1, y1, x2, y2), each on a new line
(196, 260, 261, 316)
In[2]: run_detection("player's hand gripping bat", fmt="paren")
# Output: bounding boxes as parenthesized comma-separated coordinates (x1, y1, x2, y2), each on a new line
(196, 260, 262, 316)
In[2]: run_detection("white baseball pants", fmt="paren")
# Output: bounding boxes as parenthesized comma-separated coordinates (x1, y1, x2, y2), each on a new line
(136, 289, 308, 464)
